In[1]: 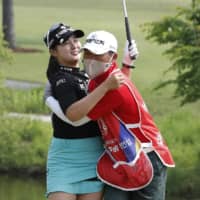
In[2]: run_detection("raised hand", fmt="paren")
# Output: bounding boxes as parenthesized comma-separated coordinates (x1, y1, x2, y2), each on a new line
(122, 40, 139, 67)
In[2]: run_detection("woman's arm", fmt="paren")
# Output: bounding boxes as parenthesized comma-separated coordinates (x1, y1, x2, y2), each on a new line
(66, 69, 124, 121)
(44, 81, 90, 126)
(45, 96, 90, 126)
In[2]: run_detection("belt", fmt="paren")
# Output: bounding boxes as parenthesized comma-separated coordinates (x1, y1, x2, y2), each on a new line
(143, 147, 154, 153)
(141, 143, 154, 153)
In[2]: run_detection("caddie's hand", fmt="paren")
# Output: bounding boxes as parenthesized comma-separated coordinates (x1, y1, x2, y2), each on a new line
(44, 81, 52, 102)
(105, 69, 125, 90)
(122, 40, 139, 67)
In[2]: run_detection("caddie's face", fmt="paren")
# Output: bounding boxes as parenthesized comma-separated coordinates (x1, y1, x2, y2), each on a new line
(83, 49, 117, 79)
(50, 35, 81, 67)
(83, 49, 113, 63)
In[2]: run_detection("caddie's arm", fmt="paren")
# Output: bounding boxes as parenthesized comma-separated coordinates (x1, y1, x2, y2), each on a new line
(121, 40, 139, 78)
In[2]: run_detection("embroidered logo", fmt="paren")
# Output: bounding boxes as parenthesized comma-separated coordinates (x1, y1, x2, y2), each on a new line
(56, 78, 66, 86)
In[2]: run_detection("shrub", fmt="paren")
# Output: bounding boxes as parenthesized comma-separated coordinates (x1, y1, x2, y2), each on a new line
(0, 87, 50, 114)
(0, 116, 52, 175)
(158, 110, 200, 199)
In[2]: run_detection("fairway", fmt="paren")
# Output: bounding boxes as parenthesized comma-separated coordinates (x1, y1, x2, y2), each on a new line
(0, 0, 189, 83)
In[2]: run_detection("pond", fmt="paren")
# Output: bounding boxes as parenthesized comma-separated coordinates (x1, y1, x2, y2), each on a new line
(0, 174, 46, 200)
(0, 174, 194, 200)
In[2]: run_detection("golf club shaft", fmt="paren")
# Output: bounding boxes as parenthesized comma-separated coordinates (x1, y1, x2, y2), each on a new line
(122, 0, 132, 45)
(122, 0, 137, 60)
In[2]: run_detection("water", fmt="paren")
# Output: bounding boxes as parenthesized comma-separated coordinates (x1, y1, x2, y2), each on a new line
(0, 174, 196, 200)
(0, 174, 46, 200)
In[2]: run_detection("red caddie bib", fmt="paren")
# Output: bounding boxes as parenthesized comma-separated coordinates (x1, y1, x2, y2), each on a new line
(96, 113, 153, 191)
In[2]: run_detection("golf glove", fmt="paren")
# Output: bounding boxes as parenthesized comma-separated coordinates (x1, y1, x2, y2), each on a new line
(122, 40, 139, 67)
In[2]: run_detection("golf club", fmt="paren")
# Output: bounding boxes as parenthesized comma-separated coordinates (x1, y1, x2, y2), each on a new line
(122, 0, 135, 59)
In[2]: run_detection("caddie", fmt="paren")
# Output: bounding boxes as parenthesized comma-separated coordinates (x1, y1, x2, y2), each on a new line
(66, 30, 175, 200)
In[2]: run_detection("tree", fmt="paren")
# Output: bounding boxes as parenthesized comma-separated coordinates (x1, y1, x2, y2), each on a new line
(144, 0, 200, 105)
(2, 0, 16, 49)
(0, 30, 12, 89)
(0, 31, 12, 62)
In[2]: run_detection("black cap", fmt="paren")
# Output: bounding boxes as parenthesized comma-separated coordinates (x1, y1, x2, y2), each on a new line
(43, 23, 84, 49)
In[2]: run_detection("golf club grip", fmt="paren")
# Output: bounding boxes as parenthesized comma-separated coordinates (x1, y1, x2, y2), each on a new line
(125, 17, 136, 60)
(125, 16, 132, 45)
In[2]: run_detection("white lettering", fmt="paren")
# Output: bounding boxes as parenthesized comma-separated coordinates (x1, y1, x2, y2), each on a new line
(56, 79, 66, 86)
(119, 138, 133, 150)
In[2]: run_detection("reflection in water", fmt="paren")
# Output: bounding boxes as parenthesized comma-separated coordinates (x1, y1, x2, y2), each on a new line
(0, 174, 46, 200)
(0, 174, 187, 200)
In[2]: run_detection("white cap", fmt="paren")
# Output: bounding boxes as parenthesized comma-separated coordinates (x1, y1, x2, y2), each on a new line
(83, 30, 118, 55)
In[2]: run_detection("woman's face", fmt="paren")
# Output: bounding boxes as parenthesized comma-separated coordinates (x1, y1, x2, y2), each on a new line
(51, 35, 82, 67)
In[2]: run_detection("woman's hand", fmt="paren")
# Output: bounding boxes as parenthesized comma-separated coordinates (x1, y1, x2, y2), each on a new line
(103, 69, 125, 90)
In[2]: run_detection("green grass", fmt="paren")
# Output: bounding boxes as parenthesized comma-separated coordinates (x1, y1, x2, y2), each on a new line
(1, 2, 199, 130)
(1, 0, 199, 124)
(1, 2, 199, 115)
(159, 110, 200, 198)
(0, 0, 190, 83)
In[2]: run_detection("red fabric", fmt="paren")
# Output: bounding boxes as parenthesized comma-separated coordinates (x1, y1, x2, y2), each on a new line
(96, 112, 153, 190)
(88, 62, 175, 167)
(87, 62, 175, 190)
(97, 151, 153, 191)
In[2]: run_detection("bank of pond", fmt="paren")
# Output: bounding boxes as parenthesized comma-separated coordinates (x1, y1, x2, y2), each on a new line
(0, 87, 200, 199)
(0, 115, 200, 199)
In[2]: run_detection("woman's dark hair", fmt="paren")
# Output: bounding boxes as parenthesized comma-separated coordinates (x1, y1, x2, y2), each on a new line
(46, 56, 60, 81)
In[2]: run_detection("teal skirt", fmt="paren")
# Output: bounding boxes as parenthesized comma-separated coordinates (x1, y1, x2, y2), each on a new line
(46, 136, 104, 196)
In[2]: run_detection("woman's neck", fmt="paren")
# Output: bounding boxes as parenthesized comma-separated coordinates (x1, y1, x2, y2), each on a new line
(59, 60, 79, 68)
